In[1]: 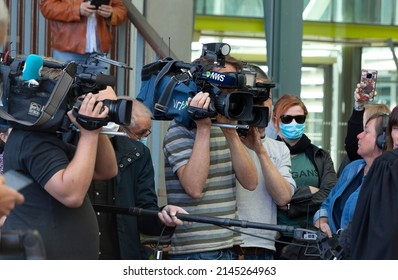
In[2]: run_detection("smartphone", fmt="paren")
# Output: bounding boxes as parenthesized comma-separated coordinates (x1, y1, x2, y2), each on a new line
(4, 170, 33, 192)
(359, 69, 378, 100)
(90, 0, 110, 9)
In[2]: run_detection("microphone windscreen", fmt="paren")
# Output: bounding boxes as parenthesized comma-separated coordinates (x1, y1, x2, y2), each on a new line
(22, 54, 43, 81)
(95, 74, 116, 86)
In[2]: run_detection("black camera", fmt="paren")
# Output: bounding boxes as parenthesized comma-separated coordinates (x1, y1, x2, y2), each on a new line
(72, 98, 132, 126)
(65, 61, 132, 126)
(138, 43, 276, 129)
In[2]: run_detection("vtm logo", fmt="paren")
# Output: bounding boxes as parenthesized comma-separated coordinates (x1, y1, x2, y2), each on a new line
(206, 71, 225, 82)
(173, 99, 188, 111)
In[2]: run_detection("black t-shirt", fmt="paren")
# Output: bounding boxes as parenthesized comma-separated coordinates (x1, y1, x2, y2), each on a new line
(3, 129, 99, 260)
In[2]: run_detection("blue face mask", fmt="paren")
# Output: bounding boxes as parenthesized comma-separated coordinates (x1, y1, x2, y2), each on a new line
(279, 121, 305, 140)
(139, 137, 148, 146)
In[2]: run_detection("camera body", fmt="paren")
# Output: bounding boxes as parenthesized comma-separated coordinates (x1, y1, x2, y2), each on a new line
(140, 43, 275, 128)
(0, 53, 131, 132)
(72, 97, 132, 126)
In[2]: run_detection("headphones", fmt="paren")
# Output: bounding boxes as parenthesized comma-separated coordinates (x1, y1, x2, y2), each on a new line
(376, 113, 389, 150)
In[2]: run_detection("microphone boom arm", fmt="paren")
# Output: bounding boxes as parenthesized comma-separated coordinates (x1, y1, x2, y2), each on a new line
(92, 204, 295, 233)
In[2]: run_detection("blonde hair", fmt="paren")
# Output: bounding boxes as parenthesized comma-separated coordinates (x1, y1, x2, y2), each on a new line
(363, 103, 390, 126)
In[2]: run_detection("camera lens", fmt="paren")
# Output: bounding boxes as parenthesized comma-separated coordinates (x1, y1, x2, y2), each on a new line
(101, 99, 133, 125)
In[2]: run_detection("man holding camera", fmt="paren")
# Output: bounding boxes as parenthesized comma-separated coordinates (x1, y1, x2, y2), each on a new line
(2, 92, 118, 259)
(163, 55, 258, 260)
(0, 0, 25, 224)
(236, 65, 296, 259)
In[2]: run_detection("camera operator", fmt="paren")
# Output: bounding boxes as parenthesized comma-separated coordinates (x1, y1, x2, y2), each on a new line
(0, 0, 25, 225)
(236, 66, 296, 260)
(163, 55, 258, 260)
(2, 90, 118, 259)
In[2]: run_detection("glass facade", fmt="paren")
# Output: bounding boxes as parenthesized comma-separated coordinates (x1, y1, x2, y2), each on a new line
(193, 0, 398, 167)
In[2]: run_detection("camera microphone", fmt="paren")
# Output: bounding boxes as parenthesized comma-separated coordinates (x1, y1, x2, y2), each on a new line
(22, 54, 43, 81)
(77, 73, 116, 87)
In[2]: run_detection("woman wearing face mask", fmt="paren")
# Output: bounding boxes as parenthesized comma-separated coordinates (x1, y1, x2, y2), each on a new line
(272, 94, 337, 259)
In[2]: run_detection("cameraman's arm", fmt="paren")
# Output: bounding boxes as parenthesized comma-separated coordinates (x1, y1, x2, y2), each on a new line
(93, 134, 118, 180)
(218, 115, 258, 191)
(93, 86, 118, 179)
(176, 92, 211, 198)
(241, 127, 293, 205)
(44, 93, 117, 208)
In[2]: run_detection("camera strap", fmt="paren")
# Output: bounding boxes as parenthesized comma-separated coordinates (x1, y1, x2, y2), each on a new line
(187, 105, 217, 120)
(152, 58, 192, 114)
(72, 109, 109, 131)
(0, 62, 74, 127)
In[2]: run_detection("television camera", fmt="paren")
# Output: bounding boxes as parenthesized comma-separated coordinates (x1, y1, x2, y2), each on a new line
(137, 43, 275, 130)
(0, 52, 132, 133)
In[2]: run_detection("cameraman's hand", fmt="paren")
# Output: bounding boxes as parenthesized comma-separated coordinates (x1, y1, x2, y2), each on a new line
(98, 86, 117, 101)
(158, 205, 189, 226)
(188, 92, 212, 127)
(240, 127, 263, 152)
(67, 93, 109, 133)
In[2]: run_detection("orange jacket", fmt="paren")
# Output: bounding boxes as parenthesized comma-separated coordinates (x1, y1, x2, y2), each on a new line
(40, 0, 127, 54)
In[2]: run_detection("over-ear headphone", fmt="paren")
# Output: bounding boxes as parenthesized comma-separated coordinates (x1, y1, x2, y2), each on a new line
(376, 113, 389, 150)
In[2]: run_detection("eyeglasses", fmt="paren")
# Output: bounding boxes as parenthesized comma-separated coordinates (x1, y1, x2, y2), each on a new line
(123, 126, 152, 140)
(280, 115, 306, 124)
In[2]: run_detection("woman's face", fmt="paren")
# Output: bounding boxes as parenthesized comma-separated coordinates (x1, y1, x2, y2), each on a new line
(391, 125, 398, 149)
(274, 105, 305, 137)
(357, 118, 380, 158)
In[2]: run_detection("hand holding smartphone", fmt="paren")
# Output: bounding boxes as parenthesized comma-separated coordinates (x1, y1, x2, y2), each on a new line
(357, 69, 378, 102)
(90, 0, 110, 9)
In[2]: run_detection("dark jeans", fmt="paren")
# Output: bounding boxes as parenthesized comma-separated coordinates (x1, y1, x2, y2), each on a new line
(242, 252, 274, 260)
(168, 248, 239, 260)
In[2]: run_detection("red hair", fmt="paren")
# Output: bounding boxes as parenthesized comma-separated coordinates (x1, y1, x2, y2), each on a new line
(273, 94, 308, 129)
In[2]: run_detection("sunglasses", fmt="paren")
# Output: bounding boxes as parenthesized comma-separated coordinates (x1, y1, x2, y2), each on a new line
(280, 115, 306, 124)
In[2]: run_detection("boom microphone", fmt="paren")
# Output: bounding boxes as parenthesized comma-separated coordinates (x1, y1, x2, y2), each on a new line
(77, 73, 116, 87)
(92, 204, 296, 233)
